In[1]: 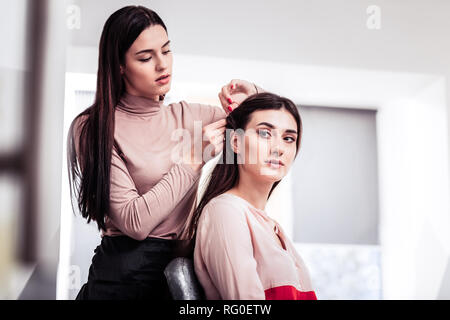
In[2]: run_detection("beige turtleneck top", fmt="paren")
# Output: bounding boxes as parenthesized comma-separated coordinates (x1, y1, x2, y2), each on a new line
(72, 93, 226, 240)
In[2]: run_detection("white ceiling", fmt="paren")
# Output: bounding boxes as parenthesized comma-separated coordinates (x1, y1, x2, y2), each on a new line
(68, 0, 450, 75)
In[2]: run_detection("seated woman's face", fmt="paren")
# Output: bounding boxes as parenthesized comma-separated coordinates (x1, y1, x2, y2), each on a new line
(234, 108, 299, 182)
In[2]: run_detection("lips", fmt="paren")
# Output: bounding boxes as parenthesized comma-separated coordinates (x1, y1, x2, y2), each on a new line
(265, 159, 285, 166)
(156, 74, 170, 81)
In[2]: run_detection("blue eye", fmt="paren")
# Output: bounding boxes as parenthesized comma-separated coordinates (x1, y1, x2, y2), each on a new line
(285, 136, 296, 143)
(258, 129, 271, 138)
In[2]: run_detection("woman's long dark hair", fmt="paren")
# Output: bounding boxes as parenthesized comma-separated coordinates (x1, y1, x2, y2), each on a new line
(67, 6, 167, 231)
(183, 92, 303, 240)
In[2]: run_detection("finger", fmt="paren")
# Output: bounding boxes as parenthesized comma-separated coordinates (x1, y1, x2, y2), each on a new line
(209, 130, 226, 142)
(206, 126, 225, 136)
(212, 130, 225, 142)
(218, 92, 232, 114)
(231, 79, 254, 96)
(210, 136, 224, 147)
(218, 92, 234, 114)
(230, 79, 239, 91)
(222, 85, 233, 104)
(224, 79, 241, 101)
(227, 101, 239, 112)
(205, 129, 225, 143)
(213, 142, 224, 155)
(205, 128, 225, 145)
(221, 99, 240, 114)
(206, 119, 227, 130)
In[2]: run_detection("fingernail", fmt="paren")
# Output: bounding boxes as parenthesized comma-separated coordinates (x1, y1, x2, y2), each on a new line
(228, 106, 233, 112)
(227, 98, 233, 104)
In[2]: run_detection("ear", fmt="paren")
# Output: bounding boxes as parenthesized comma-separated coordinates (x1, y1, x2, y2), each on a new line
(120, 65, 124, 75)
(230, 130, 241, 154)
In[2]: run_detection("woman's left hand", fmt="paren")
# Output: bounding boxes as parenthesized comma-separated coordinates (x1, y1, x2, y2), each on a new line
(218, 79, 258, 114)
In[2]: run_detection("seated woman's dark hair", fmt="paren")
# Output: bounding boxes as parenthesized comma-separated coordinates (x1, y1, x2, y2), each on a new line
(182, 92, 303, 242)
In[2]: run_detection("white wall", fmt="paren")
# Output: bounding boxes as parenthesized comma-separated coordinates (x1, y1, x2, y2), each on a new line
(291, 106, 379, 245)
(378, 77, 450, 299)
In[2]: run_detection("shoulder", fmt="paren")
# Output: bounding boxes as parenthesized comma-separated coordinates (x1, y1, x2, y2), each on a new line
(199, 194, 249, 228)
(69, 113, 90, 150)
(70, 112, 90, 136)
(165, 100, 191, 112)
(164, 100, 192, 121)
(166, 100, 207, 113)
(167, 100, 225, 123)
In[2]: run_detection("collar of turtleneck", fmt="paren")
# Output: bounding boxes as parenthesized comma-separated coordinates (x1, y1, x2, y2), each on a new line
(116, 92, 164, 116)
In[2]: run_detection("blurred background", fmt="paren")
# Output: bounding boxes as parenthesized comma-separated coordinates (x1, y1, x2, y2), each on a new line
(1, 0, 449, 300)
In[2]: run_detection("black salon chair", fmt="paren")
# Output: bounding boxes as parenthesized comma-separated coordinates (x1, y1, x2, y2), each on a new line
(164, 257, 204, 300)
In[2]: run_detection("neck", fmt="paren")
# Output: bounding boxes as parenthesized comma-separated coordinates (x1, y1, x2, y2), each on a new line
(117, 91, 163, 116)
(125, 88, 160, 102)
(229, 168, 273, 211)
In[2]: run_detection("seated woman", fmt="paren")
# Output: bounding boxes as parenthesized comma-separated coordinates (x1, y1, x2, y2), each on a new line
(184, 92, 317, 300)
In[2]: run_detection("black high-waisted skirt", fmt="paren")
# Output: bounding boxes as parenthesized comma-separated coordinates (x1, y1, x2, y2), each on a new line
(75, 235, 178, 300)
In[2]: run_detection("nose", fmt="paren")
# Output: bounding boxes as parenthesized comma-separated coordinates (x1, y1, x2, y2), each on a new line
(271, 147, 282, 158)
(270, 135, 284, 158)
(155, 54, 169, 71)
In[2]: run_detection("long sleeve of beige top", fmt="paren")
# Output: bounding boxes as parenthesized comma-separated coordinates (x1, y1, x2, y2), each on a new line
(72, 92, 226, 241)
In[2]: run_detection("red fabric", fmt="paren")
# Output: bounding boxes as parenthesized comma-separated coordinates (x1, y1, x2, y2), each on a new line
(265, 285, 317, 300)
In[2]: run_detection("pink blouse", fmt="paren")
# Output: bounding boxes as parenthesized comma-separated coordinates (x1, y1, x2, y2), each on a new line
(194, 193, 317, 300)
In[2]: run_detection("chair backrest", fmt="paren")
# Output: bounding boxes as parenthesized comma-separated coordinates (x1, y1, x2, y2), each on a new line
(164, 257, 204, 300)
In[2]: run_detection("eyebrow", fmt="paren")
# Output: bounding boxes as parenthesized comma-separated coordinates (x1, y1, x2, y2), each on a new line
(135, 40, 171, 55)
(256, 122, 298, 135)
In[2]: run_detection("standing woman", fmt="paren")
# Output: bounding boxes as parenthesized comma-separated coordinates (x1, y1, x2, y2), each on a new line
(67, 5, 263, 300)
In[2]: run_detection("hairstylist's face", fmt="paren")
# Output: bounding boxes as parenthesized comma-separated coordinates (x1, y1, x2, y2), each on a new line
(121, 25, 173, 101)
(234, 109, 299, 182)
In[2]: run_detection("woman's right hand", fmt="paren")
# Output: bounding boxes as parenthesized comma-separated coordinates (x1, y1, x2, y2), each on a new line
(218, 79, 260, 113)
(182, 119, 227, 172)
